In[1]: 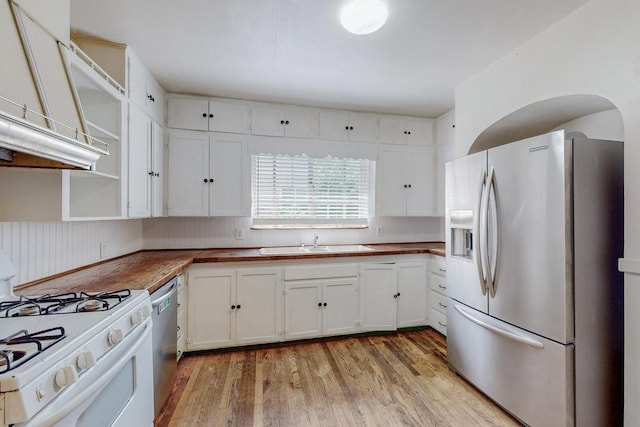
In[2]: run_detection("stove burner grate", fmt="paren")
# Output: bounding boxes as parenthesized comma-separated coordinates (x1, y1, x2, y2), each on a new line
(0, 289, 132, 317)
(0, 327, 66, 373)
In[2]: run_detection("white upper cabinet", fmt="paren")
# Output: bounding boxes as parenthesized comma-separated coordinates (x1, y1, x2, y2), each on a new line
(128, 50, 164, 124)
(377, 145, 436, 216)
(167, 97, 249, 134)
(128, 103, 164, 218)
(318, 110, 379, 143)
(435, 109, 455, 216)
(251, 106, 318, 138)
(167, 130, 248, 217)
(379, 117, 434, 145)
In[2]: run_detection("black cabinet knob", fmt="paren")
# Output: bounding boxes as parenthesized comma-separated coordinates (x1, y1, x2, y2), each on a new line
(407, 131, 411, 135)
(345, 126, 349, 130)
(403, 131, 407, 134)
(403, 184, 408, 188)
(209, 114, 214, 118)
(280, 120, 285, 125)
(393, 293, 398, 299)
(203, 178, 208, 183)
(408, 184, 412, 188)
(349, 126, 354, 130)
(318, 302, 322, 307)
(236, 304, 241, 309)
(323, 302, 327, 307)
(155, 172, 160, 177)
(285, 120, 290, 125)
(148, 171, 154, 176)
(231, 305, 236, 309)
(147, 94, 155, 102)
(209, 178, 214, 183)
(202, 113, 207, 118)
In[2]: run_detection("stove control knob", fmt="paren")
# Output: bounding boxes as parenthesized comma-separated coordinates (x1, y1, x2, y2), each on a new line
(107, 328, 124, 346)
(140, 304, 151, 318)
(131, 310, 144, 326)
(55, 365, 78, 388)
(76, 351, 96, 371)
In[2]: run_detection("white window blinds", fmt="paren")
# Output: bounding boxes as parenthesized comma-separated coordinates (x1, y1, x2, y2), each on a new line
(252, 153, 373, 227)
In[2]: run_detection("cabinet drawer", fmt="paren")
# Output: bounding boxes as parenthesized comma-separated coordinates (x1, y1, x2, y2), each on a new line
(429, 256, 446, 277)
(430, 290, 448, 314)
(430, 309, 447, 336)
(430, 273, 447, 293)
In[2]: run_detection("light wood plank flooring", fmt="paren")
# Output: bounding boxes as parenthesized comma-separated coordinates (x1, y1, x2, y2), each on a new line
(155, 328, 520, 427)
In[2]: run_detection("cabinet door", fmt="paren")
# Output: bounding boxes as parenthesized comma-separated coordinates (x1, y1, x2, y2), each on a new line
(348, 113, 379, 143)
(377, 147, 406, 216)
(209, 134, 248, 216)
(145, 76, 164, 124)
(127, 103, 151, 218)
(379, 117, 407, 145)
(167, 131, 209, 216)
(435, 142, 455, 216)
(323, 277, 359, 336)
(208, 100, 248, 134)
(406, 119, 434, 146)
(283, 109, 318, 139)
(284, 281, 323, 340)
(251, 107, 285, 136)
(187, 268, 236, 350)
(397, 261, 428, 327)
(406, 148, 435, 216)
(318, 110, 349, 141)
(127, 51, 148, 111)
(150, 120, 164, 217)
(236, 268, 283, 345)
(167, 98, 209, 131)
(359, 263, 397, 331)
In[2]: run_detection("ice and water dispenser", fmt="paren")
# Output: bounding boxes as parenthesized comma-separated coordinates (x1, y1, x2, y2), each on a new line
(450, 210, 474, 259)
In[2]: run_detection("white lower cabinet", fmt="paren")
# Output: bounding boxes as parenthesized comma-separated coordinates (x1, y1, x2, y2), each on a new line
(360, 259, 428, 331)
(176, 274, 186, 361)
(186, 265, 282, 351)
(284, 276, 359, 340)
(185, 256, 430, 352)
(284, 263, 359, 340)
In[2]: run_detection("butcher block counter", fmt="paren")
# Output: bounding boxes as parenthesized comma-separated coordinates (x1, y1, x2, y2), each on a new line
(17, 242, 445, 296)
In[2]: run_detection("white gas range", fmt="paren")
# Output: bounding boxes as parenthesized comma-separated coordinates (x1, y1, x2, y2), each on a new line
(0, 251, 154, 426)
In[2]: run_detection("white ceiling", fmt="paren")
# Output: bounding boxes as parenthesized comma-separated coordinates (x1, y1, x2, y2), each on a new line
(70, 0, 588, 118)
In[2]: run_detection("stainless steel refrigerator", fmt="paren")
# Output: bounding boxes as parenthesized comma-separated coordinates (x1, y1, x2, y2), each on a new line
(445, 130, 623, 427)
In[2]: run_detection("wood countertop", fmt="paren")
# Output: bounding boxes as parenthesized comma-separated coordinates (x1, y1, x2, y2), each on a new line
(18, 242, 445, 296)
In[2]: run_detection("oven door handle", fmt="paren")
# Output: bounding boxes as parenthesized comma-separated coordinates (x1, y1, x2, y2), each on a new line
(25, 321, 151, 427)
(150, 281, 178, 307)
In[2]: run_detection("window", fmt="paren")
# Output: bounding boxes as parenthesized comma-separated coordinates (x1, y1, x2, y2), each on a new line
(251, 153, 374, 228)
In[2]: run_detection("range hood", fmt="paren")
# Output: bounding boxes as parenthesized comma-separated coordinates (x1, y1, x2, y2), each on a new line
(0, 0, 108, 170)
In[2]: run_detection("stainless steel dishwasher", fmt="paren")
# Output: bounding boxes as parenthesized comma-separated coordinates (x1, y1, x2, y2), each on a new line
(150, 276, 178, 417)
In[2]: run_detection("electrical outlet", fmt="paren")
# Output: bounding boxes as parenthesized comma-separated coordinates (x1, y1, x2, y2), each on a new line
(100, 242, 108, 258)
(377, 227, 384, 237)
(235, 228, 244, 240)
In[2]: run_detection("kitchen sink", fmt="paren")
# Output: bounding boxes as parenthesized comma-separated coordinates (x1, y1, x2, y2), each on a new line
(259, 245, 374, 255)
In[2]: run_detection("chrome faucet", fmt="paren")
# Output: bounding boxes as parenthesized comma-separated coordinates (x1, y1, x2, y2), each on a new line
(312, 234, 319, 248)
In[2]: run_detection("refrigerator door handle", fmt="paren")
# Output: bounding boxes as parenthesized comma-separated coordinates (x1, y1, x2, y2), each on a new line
(486, 167, 498, 298)
(476, 169, 488, 296)
(454, 304, 544, 349)
(481, 168, 493, 297)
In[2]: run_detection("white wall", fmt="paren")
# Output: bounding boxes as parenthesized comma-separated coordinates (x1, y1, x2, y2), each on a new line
(552, 109, 624, 141)
(142, 216, 443, 250)
(0, 220, 143, 287)
(454, 0, 640, 422)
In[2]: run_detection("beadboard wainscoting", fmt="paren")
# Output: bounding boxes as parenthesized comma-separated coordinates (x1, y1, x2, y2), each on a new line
(142, 216, 444, 250)
(0, 220, 143, 286)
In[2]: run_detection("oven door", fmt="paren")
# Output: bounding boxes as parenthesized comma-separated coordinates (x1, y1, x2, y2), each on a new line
(19, 318, 154, 427)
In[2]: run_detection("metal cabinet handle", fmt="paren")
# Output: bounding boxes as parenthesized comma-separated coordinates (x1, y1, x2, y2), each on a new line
(438, 321, 447, 327)
(438, 302, 447, 308)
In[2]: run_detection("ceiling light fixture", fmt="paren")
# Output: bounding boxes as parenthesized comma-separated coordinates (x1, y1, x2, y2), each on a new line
(340, 0, 388, 35)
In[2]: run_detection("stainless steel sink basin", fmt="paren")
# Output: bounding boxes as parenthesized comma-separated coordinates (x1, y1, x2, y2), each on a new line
(259, 245, 374, 255)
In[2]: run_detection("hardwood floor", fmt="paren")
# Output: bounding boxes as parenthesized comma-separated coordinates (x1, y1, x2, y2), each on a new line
(155, 328, 520, 427)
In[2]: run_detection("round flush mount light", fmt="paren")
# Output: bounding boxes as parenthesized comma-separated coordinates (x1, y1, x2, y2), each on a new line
(340, 0, 389, 35)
